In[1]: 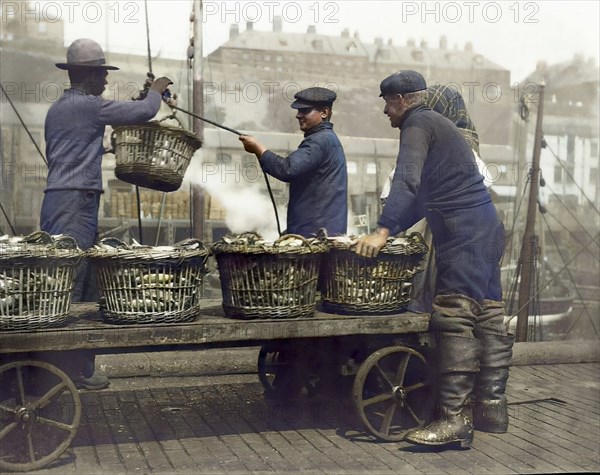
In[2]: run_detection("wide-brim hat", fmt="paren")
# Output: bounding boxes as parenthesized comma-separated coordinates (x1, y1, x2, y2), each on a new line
(56, 38, 119, 70)
(379, 70, 426, 97)
(291, 87, 337, 109)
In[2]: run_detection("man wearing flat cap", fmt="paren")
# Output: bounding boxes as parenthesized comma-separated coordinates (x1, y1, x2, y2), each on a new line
(355, 71, 509, 450)
(239, 87, 347, 237)
(40, 38, 172, 390)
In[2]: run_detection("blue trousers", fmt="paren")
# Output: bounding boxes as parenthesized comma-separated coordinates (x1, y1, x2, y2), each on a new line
(41, 190, 102, 377)
(426, 201, 506, 337)
(426, 201, 504, 303)
(40, 189, 101, 302)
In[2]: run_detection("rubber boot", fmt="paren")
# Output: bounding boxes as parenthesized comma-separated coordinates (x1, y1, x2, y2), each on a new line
(404, 335, 480, 449)
(473, 333, 514, 433)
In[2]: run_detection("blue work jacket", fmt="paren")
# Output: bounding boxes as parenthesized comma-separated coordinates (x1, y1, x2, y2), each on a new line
(260, 122, 348, 237)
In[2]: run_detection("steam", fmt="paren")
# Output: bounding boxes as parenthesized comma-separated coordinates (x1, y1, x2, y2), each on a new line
(185, 151, 284, 241)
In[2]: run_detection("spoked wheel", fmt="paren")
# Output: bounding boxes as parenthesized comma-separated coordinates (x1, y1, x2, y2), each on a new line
(352, 346, 433, 441)
(0, 360, 82, 472)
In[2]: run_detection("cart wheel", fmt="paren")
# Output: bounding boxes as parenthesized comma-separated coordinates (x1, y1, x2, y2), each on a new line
(0, 360, 82, 472)
(352, 346, 433, 441)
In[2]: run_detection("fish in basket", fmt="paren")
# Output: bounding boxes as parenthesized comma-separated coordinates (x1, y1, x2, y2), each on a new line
(211, 232, 329, 319)
(320, 232, 429, 315)
(0, 231, 83, 330)
(87, 238, 209, 325)
(112, 122, 202, 192)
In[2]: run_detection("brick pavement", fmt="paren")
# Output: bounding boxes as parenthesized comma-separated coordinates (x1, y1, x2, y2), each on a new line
(22, 362, 600, 475)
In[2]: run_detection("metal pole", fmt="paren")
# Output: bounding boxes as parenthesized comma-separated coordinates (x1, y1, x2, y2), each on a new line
(191, 0, 205, 242)
(516, 83, 546, 342)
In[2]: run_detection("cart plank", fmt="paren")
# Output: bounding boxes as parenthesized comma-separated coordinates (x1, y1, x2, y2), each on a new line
(0, 300, 429, 353)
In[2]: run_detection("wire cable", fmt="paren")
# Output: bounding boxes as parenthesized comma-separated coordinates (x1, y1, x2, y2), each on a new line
(0, 201, 17, 235)
(0, 84, 47, 165)
(540, 212, 599, 339)
(544, 180, 600, 243)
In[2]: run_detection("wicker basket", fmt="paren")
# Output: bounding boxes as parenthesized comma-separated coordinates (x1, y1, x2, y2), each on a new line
(211, 233, 329, 320)
(320, 233, 428, 315)
(0, 232, 83, 331)
(113, 122, 202, 192)
(87, 238, 209, 325)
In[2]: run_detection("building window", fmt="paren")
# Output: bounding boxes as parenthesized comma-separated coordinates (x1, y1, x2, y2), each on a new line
(366, 162, 377, 174)
(347, 161, 358, 174)
(553, 165, 562, 183)
(590, 168, 598, 186)
(565, 164, 575, 183)
(412, 50, 424, 61)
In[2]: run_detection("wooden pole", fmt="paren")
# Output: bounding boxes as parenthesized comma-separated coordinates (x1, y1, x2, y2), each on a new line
(516, 83, 545, 342)
(192, 0, 205, 241)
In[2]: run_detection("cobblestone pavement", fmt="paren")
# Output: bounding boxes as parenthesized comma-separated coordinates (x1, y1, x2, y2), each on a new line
(21, 363, 600, 474)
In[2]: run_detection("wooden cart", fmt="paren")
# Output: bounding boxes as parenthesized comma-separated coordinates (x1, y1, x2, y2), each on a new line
(0, 300, 433, 472)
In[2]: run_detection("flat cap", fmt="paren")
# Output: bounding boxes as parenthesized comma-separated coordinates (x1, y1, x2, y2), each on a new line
(291, 87, 337, 109)
(379, 70, 426, 97)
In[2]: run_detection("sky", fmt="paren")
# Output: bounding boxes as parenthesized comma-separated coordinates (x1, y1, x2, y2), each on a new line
(31, 0, 600, 83)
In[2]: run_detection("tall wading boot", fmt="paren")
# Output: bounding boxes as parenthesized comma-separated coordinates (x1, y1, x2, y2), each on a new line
(473, 333, 514, 433)
(404, 335, 481, 449)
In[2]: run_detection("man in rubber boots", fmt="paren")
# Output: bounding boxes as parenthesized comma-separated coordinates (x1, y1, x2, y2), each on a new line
(355, 70, 514, 449)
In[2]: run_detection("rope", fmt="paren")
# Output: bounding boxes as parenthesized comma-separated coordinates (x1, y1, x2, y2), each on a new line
(167, 103, 282, 236)
(543, 180, 600, 243)
(0, 201, 17, 235)
(540, 212, 599, 339)
(135, 0, 153, 244)
(509, 231, 599, 320)
(144, 0, 153, 75)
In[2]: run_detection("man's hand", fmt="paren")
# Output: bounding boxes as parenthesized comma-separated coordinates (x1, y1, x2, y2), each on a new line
(355, 227, 390, 257)
(239, 135, 267, 157)
(150, 77, 173, 94)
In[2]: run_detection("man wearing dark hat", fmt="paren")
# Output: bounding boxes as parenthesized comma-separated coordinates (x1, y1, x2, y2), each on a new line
(355, 71, 509, 449)
(239, 87, 347, 237)
(40, 38, 172, 390)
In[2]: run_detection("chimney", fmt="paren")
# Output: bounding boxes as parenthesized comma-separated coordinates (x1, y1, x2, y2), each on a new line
(536, 60, 547, 72)
(229, 24, 239, 39)
(307, 25, 316, 34)
(464, 41, 473, 52)
(246, 21, 253, 31)
(341, 28, 350, 38)
(273, 15, 282, 32)
(375, 37, 383, 46)
(407, 38, 415, 47)
(420, 39, 428, 48)
(439, 35, 447, 49)
(353, 31, 360, 39)
(388, 38, 393, 46)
